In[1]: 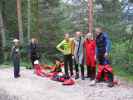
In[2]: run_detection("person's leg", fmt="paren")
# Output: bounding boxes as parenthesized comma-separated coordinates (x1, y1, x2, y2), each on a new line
(13, 59, 20, 78)
(91, 67, 96, 80)
(16, 60, 20, 77)
(64, 55, 69, 79)
(105, 71, 114, 87)
(14, 62, 17, 78)
(89, 67, 96, 86)
(96, 53, 105, 81)
(98, 53, 105, 65)
(104, 65, 114, 87)
(90, 56, 96, 80)
(86, 65, 91, 78)
(96, 64, 104, 81)
(107, 71, 113, 82)
(31, 58, 35, 69)
(74, 60, 79, 79)
(80, 64, 85, 80)
(68, 54, 73, 76)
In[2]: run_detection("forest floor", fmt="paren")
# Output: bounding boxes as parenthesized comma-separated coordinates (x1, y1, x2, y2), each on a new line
(0, 67, 133, 100)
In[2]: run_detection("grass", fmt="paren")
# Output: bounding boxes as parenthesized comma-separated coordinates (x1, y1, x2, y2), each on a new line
(111, 41, 133, 83)
(113, 65, 133, 83)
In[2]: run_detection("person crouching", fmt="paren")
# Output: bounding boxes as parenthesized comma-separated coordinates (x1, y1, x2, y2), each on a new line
(51, 58, 62, 73)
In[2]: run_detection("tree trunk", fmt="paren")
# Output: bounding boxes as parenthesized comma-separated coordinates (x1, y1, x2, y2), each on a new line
(88, 0, 93, 33)
(27, 0, 31, 41)
(16, 0, 23, 43)
(0, 8, 5, 63)
(0, 9, 6, 48)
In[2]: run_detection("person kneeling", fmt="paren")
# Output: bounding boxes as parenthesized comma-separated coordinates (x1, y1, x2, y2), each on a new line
(51, 58, 62, 73)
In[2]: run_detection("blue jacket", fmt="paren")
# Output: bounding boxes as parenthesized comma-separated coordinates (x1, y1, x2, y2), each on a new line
(96, 32, 112, 55)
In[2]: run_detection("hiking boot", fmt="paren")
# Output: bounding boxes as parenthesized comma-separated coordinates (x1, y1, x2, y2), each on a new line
(90, 77, 95, 81)
(65, 75, 70, 79)
(89, 80, 96, 86)
(108, 82, 114, 87)
(14, 74, 20, 78)
(81, 76, 85, 80)
(75, 73, 79, 79)
(70, 72, 74, 77)
(85, 75, 90, 78)
(95, 79, 101, 83)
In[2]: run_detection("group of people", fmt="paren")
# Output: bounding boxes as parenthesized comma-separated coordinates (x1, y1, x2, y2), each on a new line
(56, 27, 114, 87)
(11, 27, 114, 87)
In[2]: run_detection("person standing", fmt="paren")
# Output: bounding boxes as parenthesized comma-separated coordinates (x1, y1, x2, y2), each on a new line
(11, 39, 21, 78)
(84, 33, 96, 81)
(28, 38, 40, 68)
(56, 33, 74, 79)
(95, 27, 114, 87)
(73, 31, 85, 80)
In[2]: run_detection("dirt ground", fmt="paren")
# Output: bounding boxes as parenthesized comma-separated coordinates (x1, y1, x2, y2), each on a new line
(0, 67, 133, 100)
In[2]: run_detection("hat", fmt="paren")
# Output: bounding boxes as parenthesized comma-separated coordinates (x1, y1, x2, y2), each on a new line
(13, 39, 19, 43)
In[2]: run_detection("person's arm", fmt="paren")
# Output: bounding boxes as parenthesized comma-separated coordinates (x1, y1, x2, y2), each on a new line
(93, 41, 96, 60)
(71, 39, 75, 56)
(56, 40, 65, 53)
(95, 43, 98, 57)
(103, 32, 112, 58)
(104, 32, 111, 53)
(83, 40, 86, 65)
(10, 46, 14, 59)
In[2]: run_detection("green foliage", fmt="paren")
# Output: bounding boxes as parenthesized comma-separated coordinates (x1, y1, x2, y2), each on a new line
(2, 0, 18, 35)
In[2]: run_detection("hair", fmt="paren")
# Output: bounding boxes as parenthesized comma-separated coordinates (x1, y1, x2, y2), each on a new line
(31, 38, 38, 43)
(86, 33, 93, 40)
(13, 39, 19, 43)
(64, 33, 69, 35)
(52, 57, 61, 64)
(76, 31, 81, 33)
(95, 26, 104, 32)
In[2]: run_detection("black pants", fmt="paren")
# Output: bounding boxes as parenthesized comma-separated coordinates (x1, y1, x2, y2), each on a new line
(97, 52, 110, 65)
(13, 59, 20, 77)
(64, 54, 73, 78)
(74, 60, 84, 77)
(30, 55, 39, 68)
(87, 66, 96, 80)
(31, 58, 36, 68)
(97, 53, 105, 65)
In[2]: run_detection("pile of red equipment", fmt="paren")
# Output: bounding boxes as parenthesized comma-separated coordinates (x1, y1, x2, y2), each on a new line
(34, 60, 75, 86)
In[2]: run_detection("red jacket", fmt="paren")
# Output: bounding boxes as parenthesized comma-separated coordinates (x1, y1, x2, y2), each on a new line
(84, 40, 96, 67)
